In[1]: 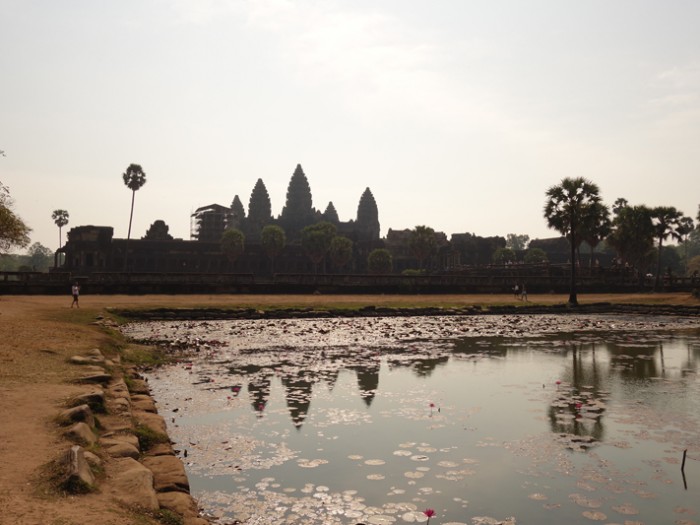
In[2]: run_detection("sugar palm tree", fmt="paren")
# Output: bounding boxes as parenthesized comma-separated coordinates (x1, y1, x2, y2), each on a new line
(122, 164, 146, 270)
(544, 177, 603, 305)
(579, 202, 611, 267)
(51, 209, 69, 248)
(221, 228, 245, 267)
(51, 209, 69, 266)
(261, 224, 286, 274)
(409, 225, 437, 272)
(677, 216, 695, 275)
(650, 206, 683, 290)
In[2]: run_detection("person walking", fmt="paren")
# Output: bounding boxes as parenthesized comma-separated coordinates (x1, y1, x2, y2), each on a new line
(71, 282, 80, 308)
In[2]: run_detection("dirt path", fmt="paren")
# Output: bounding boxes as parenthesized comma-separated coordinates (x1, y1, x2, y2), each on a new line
(1, 292, 698, 524)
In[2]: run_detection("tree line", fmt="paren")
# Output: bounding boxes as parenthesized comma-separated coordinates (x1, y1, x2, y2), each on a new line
(1, 162, 698, 284)
(543, 177, 698, 304)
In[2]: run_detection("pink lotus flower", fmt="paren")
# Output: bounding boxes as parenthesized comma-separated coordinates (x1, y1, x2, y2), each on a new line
(424, 508, 435, 523)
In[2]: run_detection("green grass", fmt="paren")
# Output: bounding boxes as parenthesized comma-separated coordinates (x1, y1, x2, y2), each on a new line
(132, 423, 169, 451)
(155, 509, 184, 525)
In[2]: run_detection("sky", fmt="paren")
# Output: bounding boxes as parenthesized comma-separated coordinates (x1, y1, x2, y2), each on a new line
(1, 0, 699, 253)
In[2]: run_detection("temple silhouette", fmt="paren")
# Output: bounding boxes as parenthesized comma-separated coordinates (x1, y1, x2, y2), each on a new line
(59, 164, 387, 275)
(39, 163, 655, 295)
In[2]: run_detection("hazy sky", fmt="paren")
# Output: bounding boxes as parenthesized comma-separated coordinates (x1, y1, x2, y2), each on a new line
(2, 0, 699, 253)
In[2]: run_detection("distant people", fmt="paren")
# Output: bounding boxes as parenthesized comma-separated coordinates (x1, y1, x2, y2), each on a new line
(521, 285, 528, 302)
(513, 284, 519, 298)
(71, 282, 80, 308)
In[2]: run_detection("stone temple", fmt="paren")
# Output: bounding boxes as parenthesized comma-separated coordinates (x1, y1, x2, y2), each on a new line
(59, 164, 384, 275)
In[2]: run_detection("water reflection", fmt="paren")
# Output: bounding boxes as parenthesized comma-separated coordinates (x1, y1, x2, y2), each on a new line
(137, 319, 700, 525)
(210, 337, 699, 438)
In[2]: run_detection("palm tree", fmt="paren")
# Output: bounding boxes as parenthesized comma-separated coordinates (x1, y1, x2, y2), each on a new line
(677, 216, 695, 275)
(409, 225, 437, 271)
(329, 236, 353, 272)
(221, 228, 245, 267)
(580, 202, 611, 267)
(543, 177, 603, 305)
(607, 204, 655, 279)
(261, 224, 286, 274)
(122, 164, 146, 271)
(51, 209, 69, 266)
(650, 206, 683, 290)
(301, 222, 336, 273)
(51, 209, 69, 247)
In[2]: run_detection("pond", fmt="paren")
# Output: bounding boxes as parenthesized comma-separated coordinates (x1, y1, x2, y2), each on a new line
(123, 314, 700, 525)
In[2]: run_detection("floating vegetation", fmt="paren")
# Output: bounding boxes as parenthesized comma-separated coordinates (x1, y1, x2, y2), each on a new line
(581, 510, 607, 520)
(130, 314, 700, 525)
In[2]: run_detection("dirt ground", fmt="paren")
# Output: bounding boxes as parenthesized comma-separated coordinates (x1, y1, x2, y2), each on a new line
(1, 292, 698, 525)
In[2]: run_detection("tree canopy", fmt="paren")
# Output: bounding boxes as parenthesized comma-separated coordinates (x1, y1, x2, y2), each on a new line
(506, 233, 529, 251)
(579, 202, 611, 267)
(301, 221, 336, 273)
(492, 247, 516, 264)
(329, 236, 353, 270)
(0, 182, 31, 254)
(650, 206, 684, 289)
(543, 177, 603, 305)
(607, 204, 655, 274)
(367, 248, 392, 274)
(221, 228, 245, 264)
(261, 224, 286, 273)
(409, 225, 437, 270)
(122, 163, 147, 268)
(52, 209, 70, 250)
(524, 247, 548, 264)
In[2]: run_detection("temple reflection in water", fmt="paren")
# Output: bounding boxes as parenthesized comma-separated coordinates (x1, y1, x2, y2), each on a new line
(201, 338, 700, 432)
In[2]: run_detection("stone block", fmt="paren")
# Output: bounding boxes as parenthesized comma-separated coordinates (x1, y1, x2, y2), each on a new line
(148, 442, 175, 456)
(157, 491, 198, 517)
(58, 404, 95, 427)
(110, 458, 159, 511)
(69, 354, 106, 365)
(76, 373, 112, 385)
(64, 422, 96, 446)
(72, 390, 105, 412)
(142, 455, 190, 493)
(134, 411, 168, 436)
(131, 394, 157, 413)
(62, 445, 95, 493)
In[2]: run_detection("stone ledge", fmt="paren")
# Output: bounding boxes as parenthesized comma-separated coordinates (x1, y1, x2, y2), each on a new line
(60, 346, 213, 523)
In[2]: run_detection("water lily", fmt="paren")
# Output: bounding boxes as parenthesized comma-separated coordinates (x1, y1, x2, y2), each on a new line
(424, 508, 435, 524)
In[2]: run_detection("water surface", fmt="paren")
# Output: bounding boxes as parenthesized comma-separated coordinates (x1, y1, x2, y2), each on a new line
(124, 314, 700, 524)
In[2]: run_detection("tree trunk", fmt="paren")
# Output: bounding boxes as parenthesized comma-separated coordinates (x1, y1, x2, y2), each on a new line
(124, 190, 136, 271)
(654, 237, 663, 291)
(569, 228, 578, 306)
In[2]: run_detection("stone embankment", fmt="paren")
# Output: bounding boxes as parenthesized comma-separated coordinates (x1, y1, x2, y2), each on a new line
(58, 339, 211, 525)
(114, 302, 700, 321)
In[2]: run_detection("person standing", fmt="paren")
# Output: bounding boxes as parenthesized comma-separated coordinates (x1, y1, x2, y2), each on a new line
(71, 282, 80, 308)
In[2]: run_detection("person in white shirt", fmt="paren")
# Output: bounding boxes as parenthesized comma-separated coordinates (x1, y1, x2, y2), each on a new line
(71, 282, 80, 308)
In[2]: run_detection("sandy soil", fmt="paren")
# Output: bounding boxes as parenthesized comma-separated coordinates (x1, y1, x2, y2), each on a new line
(0, 292, 698, 525)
